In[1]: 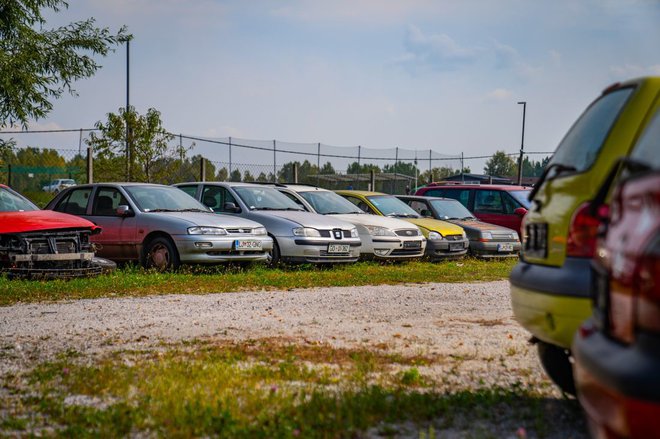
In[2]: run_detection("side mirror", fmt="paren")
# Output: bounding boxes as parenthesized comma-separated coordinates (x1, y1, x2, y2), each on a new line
(116, 205, 134, 217)
(514, 207, 527, 217)
(420, 209, 433, 218)
(223, 202, 240, 213)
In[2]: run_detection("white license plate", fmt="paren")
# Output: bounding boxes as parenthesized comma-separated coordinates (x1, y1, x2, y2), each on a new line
(328, 244, 350, 254)
(497, 243, 514, 252)
(234, 240, 262, 250)
(449, 243, 464, 251)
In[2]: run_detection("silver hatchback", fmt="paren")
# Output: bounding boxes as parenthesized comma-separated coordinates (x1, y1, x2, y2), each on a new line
(175, 182, 361, 264)
(45, 183, 273, 269)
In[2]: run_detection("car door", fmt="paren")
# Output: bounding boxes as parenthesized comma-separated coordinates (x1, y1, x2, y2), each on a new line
(86, 187, 138, 260)
(201, 185, 242, 215)
(52, 186, 92, 216)
(472, 189, 518, 231)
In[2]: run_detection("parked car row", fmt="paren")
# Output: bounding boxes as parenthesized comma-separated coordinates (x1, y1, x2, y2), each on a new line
(509, 76, 660, 437)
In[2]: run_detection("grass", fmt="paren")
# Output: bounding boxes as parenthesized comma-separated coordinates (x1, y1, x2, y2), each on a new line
(0, 258, 516, 307)
(0, 339, 584, 438)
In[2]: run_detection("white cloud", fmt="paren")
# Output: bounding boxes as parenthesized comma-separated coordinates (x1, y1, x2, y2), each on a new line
(492, 41, 541, 79)
(485, 88, 513, 101)
(396, 25, 480, 71)
(609, 64, 660, 78)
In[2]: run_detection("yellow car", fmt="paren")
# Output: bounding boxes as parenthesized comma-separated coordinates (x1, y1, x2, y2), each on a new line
(336, 190, 468, 259)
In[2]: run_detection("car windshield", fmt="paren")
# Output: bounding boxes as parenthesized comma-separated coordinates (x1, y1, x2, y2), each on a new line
(508, 190, 531, 209)
(125, 185, 210, 212)
(367, 195, 419, 218)
(630, 109, 660, 170)
(299, 190, 362, 214)
(429, 199, 474, 220)
(0, 187, 39, 212)
(550, 87, 634, 173)
(234, 186, 304, 211)
(61, 179, 75, 184)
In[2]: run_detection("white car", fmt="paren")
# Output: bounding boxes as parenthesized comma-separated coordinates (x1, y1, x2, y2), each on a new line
(42, 178, 76, 193)
(275, 184, 426, 260)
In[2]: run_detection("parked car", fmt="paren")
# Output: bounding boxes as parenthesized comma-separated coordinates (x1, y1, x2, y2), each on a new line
(174, 182, 361, 265)
(509, 76, 660, 394)
(573, 108, 660, 438)
(335, 190, 468, 260)
(271, 184, 426, 260)
(397, 195, 520, 258)
(42, 178, 76, 193)
(45, 183, 273, 270)
(0, 184, 112, 278)
(414, 182, 530, 234)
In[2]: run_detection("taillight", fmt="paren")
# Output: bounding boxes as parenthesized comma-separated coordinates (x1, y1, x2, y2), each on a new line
(566, 202, 607, 258)
(633, 235, 660, 335)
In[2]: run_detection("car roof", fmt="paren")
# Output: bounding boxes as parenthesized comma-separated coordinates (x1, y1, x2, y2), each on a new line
(66, 182, 170, 188)
(397, 195, 457, 202)
(421, 183, 530, 191)
(336, 190, 386, 197)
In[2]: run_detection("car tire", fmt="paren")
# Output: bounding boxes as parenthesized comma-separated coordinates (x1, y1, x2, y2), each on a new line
(267, 237, 281, 267)
(143, 236, 180, 271)
(537, 341, 576, 395)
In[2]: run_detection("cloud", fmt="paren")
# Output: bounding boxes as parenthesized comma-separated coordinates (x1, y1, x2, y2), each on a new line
(396, 25, 480, 71)
(609, 64, 660, 78)
(492, 41, 541, 79)
(485, 88, 513, 101)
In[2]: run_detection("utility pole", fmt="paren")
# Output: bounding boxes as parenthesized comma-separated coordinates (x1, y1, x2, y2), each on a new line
(125, 37, 132, 181)
(517, 101, 526, 185)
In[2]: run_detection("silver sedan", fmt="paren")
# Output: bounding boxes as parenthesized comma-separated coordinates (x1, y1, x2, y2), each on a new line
(45, 183, 273, 270)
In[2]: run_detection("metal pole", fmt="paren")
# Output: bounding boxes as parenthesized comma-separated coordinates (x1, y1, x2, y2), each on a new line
(125, 39, 130, 181)
(317, 142, 320, 187)
(517, 101, 526, 185)
(200, 157, 206, 182)
(461, 152, 465, 182)
(228, 136, 232, 176)
(78, 128, 83, 157)
(179, 134, 184, 162)
(356, 145, 361, 190)
(7, 164, 11, 187)
(86, 147, 93, 184)
(429, 149, 432, 184)
(273, 139, 276, 182)
(394, 147, 398, 194)
(293, 162, 298, 183)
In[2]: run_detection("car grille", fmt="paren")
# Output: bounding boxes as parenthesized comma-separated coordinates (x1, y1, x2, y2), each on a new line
(319, 229, 351, 239)
(391, 248, 423, 256)
(492, 232, 517, 241)
(27, 236, 80, 254)
(226, 228, 253, 235)
(445, 235, 464, 241)
(395, 229, 419, 237)
(524, 223, 548, 258)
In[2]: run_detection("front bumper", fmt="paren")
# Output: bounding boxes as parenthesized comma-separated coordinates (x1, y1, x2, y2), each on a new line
(366, 236, 426, 260)
(173, 234, 273, 263)
(278, 236, 361, 264)
(573, 325, 660, 438)
(426, 237, 469, 260)
(509, 258, 594, 348)
(470, 240, 521, 258)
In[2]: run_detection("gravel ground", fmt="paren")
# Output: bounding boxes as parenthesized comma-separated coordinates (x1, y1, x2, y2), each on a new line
(0, 281, 588, 437)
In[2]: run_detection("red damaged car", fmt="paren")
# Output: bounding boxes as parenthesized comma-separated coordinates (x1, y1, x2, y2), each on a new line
(573, 109, 660, 438)
(0, 184, 111, 278)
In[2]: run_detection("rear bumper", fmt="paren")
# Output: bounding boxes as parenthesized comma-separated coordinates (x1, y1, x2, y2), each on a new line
(509, 258, 594, 348)
(573, 325, 660, 438)
(426, 238, 469, 260)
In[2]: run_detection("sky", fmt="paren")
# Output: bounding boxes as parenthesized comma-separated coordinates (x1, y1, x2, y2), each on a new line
(3, 0, 660, 173)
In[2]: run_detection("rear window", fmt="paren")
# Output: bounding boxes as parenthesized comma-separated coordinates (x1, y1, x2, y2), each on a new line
(550, 87, 634, 172)
(630, 109, 660, 170)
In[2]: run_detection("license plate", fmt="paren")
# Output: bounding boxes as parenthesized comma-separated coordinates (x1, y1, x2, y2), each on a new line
(497, 243, 514, 252)
(449, 242, 464, 251)
(328, 244, 350, 253)
(234, 240, 262, 250)
(403, 241, 422, 249)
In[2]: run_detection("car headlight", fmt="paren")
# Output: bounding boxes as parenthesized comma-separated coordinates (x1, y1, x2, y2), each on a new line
(253, 227, 267, 236)
(188, 226, 227, 235)
(462, 230, 467, 239)
(512, 232, 520, 241)
(481, 232, 493, 241)
(364, 225, 397, 237)
(428, 231, 443, 240)
(292, 227, 321, 237)
(350, 228, 359, 238)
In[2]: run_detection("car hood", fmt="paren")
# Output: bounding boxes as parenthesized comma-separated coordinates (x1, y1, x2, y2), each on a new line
(250, 210, 355, 229)
(330, 213, 417, 230)
(158, 211, 265, 229)
(0, 210, 98, 234)
(403, 217, 464, 235)
(447, 219, 517, 237)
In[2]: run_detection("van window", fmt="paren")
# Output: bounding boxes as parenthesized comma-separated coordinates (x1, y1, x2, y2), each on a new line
(630, 109, 660, 170)
(426, 188, 471, 208)
(550, 87, 634, 172)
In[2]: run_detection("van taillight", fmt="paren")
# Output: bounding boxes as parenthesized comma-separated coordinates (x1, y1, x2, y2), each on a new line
(566, 202, 606, 258)
(633, 236, 660, 335)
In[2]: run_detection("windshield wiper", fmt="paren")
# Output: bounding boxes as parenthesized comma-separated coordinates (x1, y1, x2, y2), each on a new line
(177, 208, 212, 212)
(528, 163, 577, 201)
(460, 216, 476, 220)
(147, 208, 177, 212)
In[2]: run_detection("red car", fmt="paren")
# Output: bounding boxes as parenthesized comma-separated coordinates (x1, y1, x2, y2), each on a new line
(0, 184, 110, 278)
(414, 183, 530, 234)
(573, 110, 660, 438)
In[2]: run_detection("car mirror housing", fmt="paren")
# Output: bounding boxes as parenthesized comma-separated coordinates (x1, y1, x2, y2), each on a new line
(116, 205, 134, 217)
(420, 209, 433, 218)
(223, 202, 240, 213)
(514, 207, 528, 217)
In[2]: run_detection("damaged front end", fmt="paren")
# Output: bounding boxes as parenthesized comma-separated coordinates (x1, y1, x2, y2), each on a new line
(0, 228, 114, 279)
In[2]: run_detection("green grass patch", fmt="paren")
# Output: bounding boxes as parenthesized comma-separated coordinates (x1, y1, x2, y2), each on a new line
(2, 339, 584, 437)
(0, 258, 516, 307)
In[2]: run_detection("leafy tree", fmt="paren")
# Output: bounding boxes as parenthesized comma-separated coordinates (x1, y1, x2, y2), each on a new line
(0, 138, 16, 166)
(229, 169, 242, 182)
(87, 106, 177, 182)
(256, 172, 268, 182)
(419, 166, 464, 183)
(0, 0, 129, 128)
(383, 161, 418, 177)
(243, 170, 255, 182)
(346, 162, 381, 174)
(484, 150, 517, 177)
(216, 167, 228, 182)
(319, 162, 336, 175)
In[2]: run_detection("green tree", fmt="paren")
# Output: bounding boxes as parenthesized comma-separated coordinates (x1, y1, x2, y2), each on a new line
(87, 106, 176, 182)
(383, 161, 418, 177)
(216, 167, 228, 182)
(229, 169, 242, 182)
(346, 162, 381, 174)
(484, 151, 517, 177)
(243, 170, 254, 182)
(319, 162, 336, 175)
(419, 166, 463, 183)
(0, 0, 129, 128)
(256, 172, 268, 182)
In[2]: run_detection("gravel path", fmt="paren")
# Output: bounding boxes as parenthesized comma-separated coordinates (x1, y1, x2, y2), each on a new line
(0, 281, 587, 437)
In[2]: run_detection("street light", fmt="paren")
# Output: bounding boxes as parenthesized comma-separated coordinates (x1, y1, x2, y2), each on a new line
(516, 101, 526, 185)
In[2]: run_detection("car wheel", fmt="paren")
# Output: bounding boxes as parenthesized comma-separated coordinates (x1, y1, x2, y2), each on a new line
(143, 236, 180, 271)
(537, 341, 576, 395)
(267, 237, 281, 267)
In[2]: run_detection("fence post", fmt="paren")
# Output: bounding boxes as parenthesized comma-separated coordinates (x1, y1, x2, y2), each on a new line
(200, 157, 207, 182)
(228, 136, 232, 176)
(317, 142, 321, 187)
(293, 162, 298, 183)
(429, 149, 432, 184)
(86, 147, 93, 184)
(370, 169, 375, 191)
(7, 164, 11, 187)
(393, 147, 398, 194)
(273, 139, 276, 182)
(356, 145, 361, 190)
